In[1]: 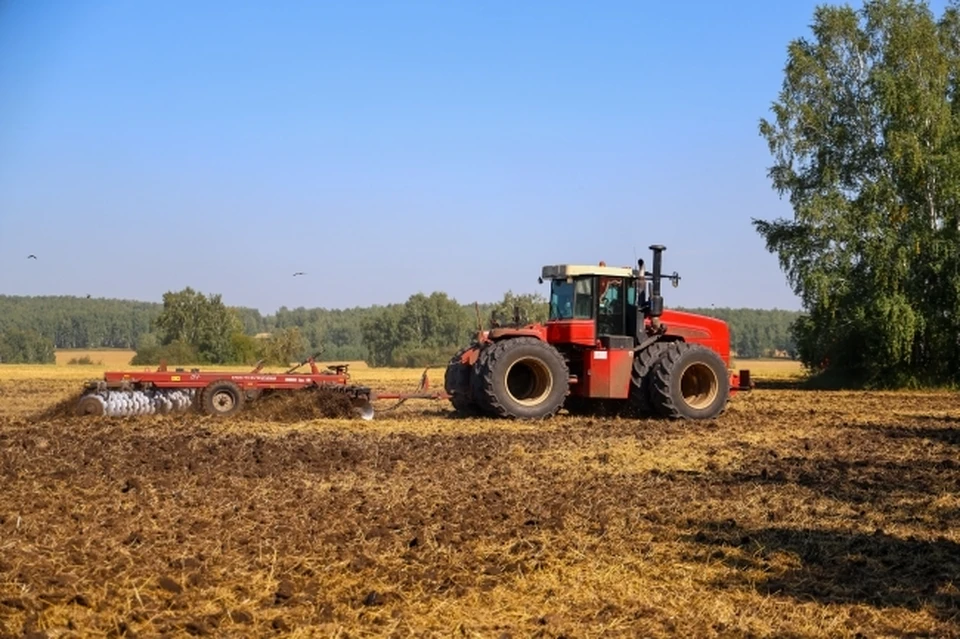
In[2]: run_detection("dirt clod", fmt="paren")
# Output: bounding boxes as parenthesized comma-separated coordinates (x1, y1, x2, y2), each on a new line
(239, 389, 357, 421)
(30, 392, 85, 422)
(362, 591, 384, 606)
(69, 593, 91, 607)
(229, 610, 253, 624)
(274, 580, 295, 603)
(157, 576, 183, 594)
(185, 620, 210, 636)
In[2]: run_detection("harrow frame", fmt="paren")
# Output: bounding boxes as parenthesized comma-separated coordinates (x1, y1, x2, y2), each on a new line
(77, 356, 450, 419)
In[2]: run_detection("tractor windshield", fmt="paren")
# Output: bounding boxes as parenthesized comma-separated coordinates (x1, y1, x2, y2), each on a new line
(549, 278, 594, 320)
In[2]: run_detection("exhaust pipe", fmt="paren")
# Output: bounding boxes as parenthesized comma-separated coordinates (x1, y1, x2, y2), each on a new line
(649, 244, 665, 319)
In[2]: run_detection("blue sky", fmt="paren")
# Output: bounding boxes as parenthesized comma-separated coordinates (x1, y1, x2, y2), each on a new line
(0, 0, 924, 313)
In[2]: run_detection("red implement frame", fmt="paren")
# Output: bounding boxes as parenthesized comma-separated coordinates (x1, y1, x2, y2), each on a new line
(90, 359, 360, 394)
(85, 358, 451, 405)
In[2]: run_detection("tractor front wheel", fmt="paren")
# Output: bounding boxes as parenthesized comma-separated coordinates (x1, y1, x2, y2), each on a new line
(473, 337, 569, 419)
(201, 380, 245, 417)
(649, 343, 729, 420)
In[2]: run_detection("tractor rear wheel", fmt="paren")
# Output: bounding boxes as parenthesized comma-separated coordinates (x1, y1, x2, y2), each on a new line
(472, 337, 569, 419)
(444, 345, 481, 415)
(629, 341, 672, 417)
(648, 343, 729, 420)
(201, 380, 245, 417)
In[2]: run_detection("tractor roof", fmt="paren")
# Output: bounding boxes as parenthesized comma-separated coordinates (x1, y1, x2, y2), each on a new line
(541, 264, 637, 279)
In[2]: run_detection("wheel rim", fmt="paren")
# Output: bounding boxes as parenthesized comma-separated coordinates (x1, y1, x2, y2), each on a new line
(678, 362, 719, 410)
(504, 357, 553, 407)
(212, 390, 235, 413)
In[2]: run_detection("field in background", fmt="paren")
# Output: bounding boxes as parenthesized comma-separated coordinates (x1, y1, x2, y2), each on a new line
(54, 348, 137, 367)
(733, 357, 804, 378)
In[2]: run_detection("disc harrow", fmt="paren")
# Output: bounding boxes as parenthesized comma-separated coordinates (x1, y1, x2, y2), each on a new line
(73, 355, 449, 420)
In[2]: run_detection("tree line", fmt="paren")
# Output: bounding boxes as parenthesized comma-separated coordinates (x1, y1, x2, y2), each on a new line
(0, 292, 799, 365)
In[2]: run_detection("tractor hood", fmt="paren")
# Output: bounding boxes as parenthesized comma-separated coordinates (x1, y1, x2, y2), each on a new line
(658, 310, 732, 366)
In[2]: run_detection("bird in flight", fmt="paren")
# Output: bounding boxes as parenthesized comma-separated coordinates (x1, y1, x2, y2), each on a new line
(27, 254, 37, 259)
(293, 272, 306, 277)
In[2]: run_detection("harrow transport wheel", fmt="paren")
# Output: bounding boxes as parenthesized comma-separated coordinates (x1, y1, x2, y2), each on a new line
(76, 394, 105, 416)
(473, 337, 569, 419)
(444, 346, 481, 416)
(649, 343, 729, 420)
(629, 341, 672, 417)
(201, 380, 245, 417)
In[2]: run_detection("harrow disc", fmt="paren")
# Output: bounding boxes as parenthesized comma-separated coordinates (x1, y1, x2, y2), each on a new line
(76, 389, 197, 417)
(354, 400, 375, 421)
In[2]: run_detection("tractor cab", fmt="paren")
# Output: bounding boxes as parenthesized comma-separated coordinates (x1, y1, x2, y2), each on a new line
(541, 263, 640, 343)
(540, 244, 681, 349)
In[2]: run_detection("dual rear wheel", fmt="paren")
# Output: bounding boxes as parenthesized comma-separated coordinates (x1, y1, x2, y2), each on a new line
(638, 342, 729, 420)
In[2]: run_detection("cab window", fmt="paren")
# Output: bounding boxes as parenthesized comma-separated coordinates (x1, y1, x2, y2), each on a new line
(574, 278, 594, 319)
(597, 277, 625, 335)
(549, 280, 574, 320)
(550, 277, 594, 320)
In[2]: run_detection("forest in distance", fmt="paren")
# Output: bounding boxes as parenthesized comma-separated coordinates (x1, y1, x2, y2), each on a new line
(0, 293, 799, 366)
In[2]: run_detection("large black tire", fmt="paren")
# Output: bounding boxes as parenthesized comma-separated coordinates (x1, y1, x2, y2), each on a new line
(444, 345, 481, 415)
(201, 380, 245, 417)
(629, 341, 673, 417)
(649, 343, 729, 420)
(469, 343, 496, 414)
(472, 337, 569, 419)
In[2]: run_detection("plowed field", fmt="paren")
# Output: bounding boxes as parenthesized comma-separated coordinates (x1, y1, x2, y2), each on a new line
(1, 367, 958, 638)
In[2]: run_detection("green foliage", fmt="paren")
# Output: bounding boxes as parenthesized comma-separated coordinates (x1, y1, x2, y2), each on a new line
(0, 296, 161, 349)
(66, 356, 102, 366)
(135, 332, 160, 352)
(679, 307, 801, 358)
(361, 293, 472, 366)
(155, 288, 242, 364)
(257, 327, 309, 366)
(131, 339, 200, 366)
(229, 332, 260, 365)
(756, 0, 960, 386)
(0, 328, 55, 364)
(488, 291, 549, 326)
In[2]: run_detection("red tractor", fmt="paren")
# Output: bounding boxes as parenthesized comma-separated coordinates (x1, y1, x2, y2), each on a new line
(444, 245, 751, 420)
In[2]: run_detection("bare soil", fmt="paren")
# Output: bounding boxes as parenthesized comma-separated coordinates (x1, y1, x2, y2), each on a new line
(238, 388, 358, 421)
(0, 379, 958, 637)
